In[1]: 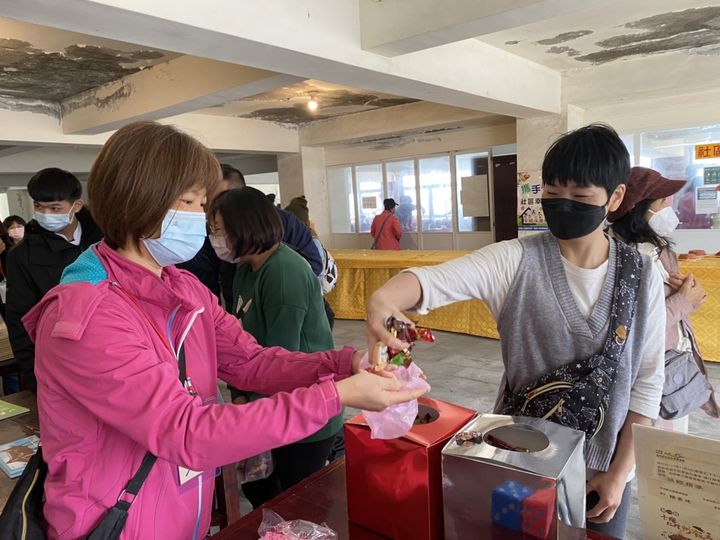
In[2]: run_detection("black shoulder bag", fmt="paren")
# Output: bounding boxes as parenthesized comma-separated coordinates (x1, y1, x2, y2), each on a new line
(499, 240, 643, 439)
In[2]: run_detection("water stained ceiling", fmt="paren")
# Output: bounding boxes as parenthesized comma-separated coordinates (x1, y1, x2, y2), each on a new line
(0, 17, 177, 110)
(197, 80, 419, 125)
(481, 0, 720, 70)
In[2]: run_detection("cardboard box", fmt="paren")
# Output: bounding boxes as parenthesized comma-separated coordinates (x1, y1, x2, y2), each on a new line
(442, 415, 586, 540)
(345, 397, 476, 540)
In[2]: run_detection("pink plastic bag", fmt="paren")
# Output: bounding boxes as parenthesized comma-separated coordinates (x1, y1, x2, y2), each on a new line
(258, 509, 337, 539)
(360, 353, 431, 439)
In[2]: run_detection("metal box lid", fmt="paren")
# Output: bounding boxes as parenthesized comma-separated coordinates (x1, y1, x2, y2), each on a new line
(442, 414, 585, 480)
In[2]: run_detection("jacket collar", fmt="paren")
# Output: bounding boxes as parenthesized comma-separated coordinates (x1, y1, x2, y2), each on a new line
(95, 241, 199, 312)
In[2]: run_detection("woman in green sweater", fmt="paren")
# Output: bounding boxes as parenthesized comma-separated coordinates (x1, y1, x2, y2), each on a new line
(210, 187, 341, 507)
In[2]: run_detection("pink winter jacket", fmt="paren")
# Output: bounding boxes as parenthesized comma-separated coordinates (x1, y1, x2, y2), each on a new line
(22, 242, 354, 539)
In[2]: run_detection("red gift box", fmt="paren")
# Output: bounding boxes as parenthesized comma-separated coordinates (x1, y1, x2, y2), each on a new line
(521, 487, 556, 539)
(345, 397, 476, 540)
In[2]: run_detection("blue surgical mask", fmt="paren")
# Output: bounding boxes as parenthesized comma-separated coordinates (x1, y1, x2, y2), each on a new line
(34, 203, 78, 233)
(143, 210, 207, 267)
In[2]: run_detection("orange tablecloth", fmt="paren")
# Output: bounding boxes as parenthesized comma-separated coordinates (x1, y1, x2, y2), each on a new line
(678, 256, 720, 363)
(326, 250, 497, 340)
(327, 249, 720, 362)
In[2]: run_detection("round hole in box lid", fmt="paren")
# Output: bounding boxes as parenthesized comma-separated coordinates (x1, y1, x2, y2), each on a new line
(483, 424, 549, 453)
(413, 404, 439, 425)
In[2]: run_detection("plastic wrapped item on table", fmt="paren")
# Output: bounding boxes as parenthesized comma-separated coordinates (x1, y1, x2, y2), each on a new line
(257, 509, 337, 540)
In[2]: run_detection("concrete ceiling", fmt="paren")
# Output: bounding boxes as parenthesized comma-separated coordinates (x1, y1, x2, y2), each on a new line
(198, 80, 418, 125)
(0, 17, 178, 104)
(481, 1, 720, 71)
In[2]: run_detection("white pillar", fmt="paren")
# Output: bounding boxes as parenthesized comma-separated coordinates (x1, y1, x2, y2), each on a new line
(277, 147, 331, 244)
(516, 105, 585, 235)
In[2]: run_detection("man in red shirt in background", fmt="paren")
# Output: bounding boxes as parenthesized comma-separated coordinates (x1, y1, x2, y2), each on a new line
(371, 198, 403, 250)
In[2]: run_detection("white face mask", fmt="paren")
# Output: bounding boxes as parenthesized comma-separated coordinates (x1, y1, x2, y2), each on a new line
(34, 202, 79, 233)
(209, 234, 240, 264)
(648, 206, 680, 238)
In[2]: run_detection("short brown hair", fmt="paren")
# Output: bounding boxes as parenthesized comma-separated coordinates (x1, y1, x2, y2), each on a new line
(88, 121, 221, 248)
(211, 187, 283, 257)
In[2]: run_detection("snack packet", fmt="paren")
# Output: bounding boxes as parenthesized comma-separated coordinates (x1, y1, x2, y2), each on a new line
(258, 509, 337, 539)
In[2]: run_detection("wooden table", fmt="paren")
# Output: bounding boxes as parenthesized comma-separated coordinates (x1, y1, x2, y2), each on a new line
(326, 249, 720, 362)
(212, 459, 617, 540)
(0, 391, 38, 507)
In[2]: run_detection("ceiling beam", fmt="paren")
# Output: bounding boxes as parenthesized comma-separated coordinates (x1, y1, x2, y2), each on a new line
(0, 108, 298, 153)
(300, 102, 508, 146)
(61, 55, 304, 135)
(360, 0, 609, 56)
(0, 0, 561, 118)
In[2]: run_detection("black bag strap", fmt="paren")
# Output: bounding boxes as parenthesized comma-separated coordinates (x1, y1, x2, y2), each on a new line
(371, 213, 393, 249)
(598, 239, 643, 363)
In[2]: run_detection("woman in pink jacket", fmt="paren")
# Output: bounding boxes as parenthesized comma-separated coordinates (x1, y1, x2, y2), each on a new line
(23, 121, 426, 540)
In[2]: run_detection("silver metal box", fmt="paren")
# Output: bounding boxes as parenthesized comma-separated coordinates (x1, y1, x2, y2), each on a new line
(442, 414, 586, 539)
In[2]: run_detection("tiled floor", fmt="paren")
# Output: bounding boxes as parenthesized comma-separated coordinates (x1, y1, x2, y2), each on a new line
(332, 319, 720, 540)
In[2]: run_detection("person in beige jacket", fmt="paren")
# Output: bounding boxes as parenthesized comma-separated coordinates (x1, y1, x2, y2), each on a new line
(608, 166, 719, 432)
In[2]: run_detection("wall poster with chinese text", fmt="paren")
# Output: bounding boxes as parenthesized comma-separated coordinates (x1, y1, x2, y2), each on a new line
(634, 425, 720, 540)
(517, 172, 546, 231)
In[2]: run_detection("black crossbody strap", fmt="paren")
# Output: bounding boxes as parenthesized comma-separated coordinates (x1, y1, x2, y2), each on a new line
(111, 452, 158, 512)
(599, 239, 643, 363)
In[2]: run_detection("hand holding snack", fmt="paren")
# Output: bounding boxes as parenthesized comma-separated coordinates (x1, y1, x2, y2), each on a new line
(369, 316, 435, 372)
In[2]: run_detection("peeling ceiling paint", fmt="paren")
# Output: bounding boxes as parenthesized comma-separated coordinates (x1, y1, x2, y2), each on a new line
(0, 16, 177, 117)
(481, 1, 720, 70)
(576, 7, 720, 64)
(198, 80, 418, 126)
(536, 30, 593, 46)
(0, 38, 168, 102)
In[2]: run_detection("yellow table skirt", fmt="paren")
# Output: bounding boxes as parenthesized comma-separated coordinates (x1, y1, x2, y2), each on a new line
(327, 249, 720, 362)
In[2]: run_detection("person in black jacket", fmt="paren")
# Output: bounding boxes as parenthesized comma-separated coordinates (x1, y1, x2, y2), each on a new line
(5, 168, 102, 391)
(179, 164, 323, 307)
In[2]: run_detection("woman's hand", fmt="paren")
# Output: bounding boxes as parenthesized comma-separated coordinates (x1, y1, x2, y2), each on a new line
(336, 371, 427, 411)
(365, 273, 423, 352)
(366, 295, 413, 353)
(586, 470, 627, 524)
(678, 273, 707, 308)
(666, 272, 685, 291)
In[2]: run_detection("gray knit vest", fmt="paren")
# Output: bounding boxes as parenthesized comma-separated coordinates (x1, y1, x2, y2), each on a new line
(495, 232, 652, 472)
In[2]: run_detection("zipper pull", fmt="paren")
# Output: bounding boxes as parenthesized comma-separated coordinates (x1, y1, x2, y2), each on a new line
(184, 378, 198, 397)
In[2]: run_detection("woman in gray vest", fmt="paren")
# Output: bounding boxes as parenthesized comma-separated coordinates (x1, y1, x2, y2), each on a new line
(608, 166, 719, 432)
(366, 125, 666, 538)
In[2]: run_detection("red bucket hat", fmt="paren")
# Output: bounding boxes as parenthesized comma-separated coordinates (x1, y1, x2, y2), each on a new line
(607, 166, 686, 223)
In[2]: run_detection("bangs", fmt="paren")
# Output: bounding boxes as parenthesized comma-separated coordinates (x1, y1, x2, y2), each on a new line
(542, 123, 630, 195)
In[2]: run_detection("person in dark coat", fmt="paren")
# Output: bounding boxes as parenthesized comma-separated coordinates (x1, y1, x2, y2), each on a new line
(180, 164, 323, 307)
(5, 168, 102, 391)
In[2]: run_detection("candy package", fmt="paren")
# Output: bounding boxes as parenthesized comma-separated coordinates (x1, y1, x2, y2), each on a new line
(257, 509, 337, 540)
(369, 316, 435, 372)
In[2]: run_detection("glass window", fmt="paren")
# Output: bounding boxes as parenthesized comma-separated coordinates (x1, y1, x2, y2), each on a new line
(455, 152, 490, 232)
(640, 125, 720, 230)
(327, 166, 356, 233)
(620, 134, 635, 165)
(418, 156, 453, 232)
(386, 160, 417, 232)
(355, 164, 383, 233)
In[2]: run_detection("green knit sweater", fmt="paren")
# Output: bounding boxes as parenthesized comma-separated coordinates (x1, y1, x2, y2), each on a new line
(232, 244, 342, 443)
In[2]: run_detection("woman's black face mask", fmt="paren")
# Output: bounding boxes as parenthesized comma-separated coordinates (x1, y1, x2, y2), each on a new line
(541, 197, 608, 240)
